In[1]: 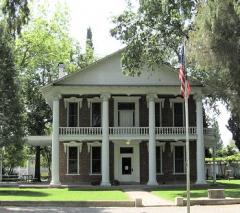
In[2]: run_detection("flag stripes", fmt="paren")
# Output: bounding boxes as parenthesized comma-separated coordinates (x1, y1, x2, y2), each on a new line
(178, 45, 191, 98)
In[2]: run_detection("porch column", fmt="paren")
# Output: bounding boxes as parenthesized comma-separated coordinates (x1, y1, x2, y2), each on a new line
(50, 96, 61, 186)
(212, 145, 216, 184)
(196, 95, 206, 184)
(101, 94, 111, 186)
(0, 154, 2, 182)
(147, 94, 158, 185)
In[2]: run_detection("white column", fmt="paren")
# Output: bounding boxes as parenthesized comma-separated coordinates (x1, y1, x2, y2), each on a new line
(196, 95, 206, 184)
(212, 146, 216, 184)
(50, 97, 61, 186)
(101, 94, 111, 186)
(147, 94, 158, 185)
(0, 154, 2, 182)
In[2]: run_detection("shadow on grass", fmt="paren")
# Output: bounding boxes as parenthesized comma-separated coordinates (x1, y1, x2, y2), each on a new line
(68, 188, 123, 192)
(215, 183, 240, 189)
(0, 190, 49, 197)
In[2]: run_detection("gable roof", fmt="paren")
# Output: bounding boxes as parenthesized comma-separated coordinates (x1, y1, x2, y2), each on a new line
(41, 49, 202, 92)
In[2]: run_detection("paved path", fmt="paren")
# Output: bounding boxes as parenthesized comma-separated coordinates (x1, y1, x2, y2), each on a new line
(124, 189, 174, 206)
(0, 205, 240, 213)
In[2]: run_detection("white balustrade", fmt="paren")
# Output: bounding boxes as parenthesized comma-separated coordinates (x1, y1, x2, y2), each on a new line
(59, 127, 102, 135)
(59, 127, 214, 137)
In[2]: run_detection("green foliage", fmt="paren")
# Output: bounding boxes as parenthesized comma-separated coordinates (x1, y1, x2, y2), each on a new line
(188, 2, 240, 110)
(14, 2, 96, 177)
(2, 0, 30, 36)
(80, 27, 95, 68)
(227, 114, 240, 150)
(0, 23, 25, 172)
(206, 150, 240, 163)
(187, 0, 240, 149)
(111, 0, 196, 75)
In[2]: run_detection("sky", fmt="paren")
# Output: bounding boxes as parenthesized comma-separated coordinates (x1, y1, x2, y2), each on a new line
(51, 0, 232, 146)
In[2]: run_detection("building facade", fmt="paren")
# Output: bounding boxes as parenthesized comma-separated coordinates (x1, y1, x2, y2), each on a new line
(28, 50, 215, 186)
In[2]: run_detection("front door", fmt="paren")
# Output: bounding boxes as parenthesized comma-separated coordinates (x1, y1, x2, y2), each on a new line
(122, 156, 132, 175)
(119, 147, 135, 182)
(114, 143, 140, 183)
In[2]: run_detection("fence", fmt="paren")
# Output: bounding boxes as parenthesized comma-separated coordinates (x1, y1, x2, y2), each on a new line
(205, 161, 240, 179)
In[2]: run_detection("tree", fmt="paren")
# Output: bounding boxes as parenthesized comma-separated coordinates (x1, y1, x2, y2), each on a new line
(86, 27, 94, 50)
(0, 24, 25, 174)
(227, 114, 240, 150)
(187, 0, 240, 148)
(111, 0, 196, 75)
(15, 2, 96, 180)
(79, 27, 95, 68)
(2, 0, 30, 36)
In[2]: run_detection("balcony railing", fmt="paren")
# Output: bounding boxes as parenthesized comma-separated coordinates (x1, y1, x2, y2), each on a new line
(109, 127, 149, 135)
(59, 127, 102, 135)
(59, 127, 215, 137)
(155, 127, 197, 135)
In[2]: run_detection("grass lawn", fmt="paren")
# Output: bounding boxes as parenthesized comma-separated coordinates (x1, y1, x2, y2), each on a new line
(152, 179, 240, 201)
(0, 188, 129, 201)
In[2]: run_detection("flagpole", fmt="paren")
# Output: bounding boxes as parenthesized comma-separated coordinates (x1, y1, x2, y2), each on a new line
(185, 80, 191, 213)
(184, 43, 191, 213)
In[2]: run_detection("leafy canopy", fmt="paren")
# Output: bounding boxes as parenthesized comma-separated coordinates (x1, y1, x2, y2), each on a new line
(111, 0, 196, 75)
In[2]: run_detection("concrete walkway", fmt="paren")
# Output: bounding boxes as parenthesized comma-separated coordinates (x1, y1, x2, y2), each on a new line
(124, 189, 174, 206)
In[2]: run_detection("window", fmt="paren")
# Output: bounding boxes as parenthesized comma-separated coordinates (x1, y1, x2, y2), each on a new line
(156, 146, 163, 174)
(155, 103, 161, 127)
(120, 147, 133, 154)
(118, 102, 135, 126)
(68, 102, 78, 127)
(174, 146, 185, 174)
(91, 102, 101, 127)
(91, 146, 101, 174)
(173, 102, 184, 127)
(68, 147, 79, 174)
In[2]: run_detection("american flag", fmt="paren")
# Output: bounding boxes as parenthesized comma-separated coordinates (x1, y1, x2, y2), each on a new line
(179, 44, 191, 98)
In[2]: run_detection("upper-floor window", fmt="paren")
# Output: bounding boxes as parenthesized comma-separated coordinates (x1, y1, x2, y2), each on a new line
(68, 102, 79, 127)
(155, 103, 161, 127)
(113, 96, 140, 127)
(91, 102, 101, 127)
(173, 102, 184, 127)
(118, 102, 135, 127)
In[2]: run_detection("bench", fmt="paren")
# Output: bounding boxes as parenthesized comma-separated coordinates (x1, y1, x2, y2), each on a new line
(208, 189, 225, 199)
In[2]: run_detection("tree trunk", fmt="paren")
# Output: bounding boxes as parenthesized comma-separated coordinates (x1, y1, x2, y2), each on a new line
(34, 146, 41, 182)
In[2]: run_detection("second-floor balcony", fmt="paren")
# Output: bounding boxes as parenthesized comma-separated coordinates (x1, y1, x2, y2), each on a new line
(59, 126, 215, 141)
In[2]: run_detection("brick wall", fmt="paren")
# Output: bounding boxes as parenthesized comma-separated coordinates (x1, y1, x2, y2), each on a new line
(59, 141, 114, 184)
(140, 141, 197, 184)
(58, 95, 198, 184)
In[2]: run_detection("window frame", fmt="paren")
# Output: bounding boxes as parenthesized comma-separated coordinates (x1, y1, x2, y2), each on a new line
(172, 142, 186, 175)
(113, 96, 140, 127)
(156, 145, 163, 175)
(89, 142, 102, 175)
(87, 98, 102, 127)
(64, 142, 82, 175)
(67, 102, 79, 127)
(154, 99, 165, 127)
(170, 98, 185, 127)
(64, 97, 82, 127)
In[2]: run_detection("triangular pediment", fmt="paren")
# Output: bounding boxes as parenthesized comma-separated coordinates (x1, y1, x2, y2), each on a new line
(53, 51, 201, 87)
